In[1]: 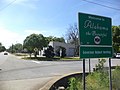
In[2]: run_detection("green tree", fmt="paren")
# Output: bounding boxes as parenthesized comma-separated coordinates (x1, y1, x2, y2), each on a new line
(8, 43, 22, 53)
(8, 44, 15, 53)
(14, 43, 23, 53)
(112, 25, 120, 53)
(0, 43, 6, 52)
(45, 36, 65, 44)
(23, 34, 46, 57)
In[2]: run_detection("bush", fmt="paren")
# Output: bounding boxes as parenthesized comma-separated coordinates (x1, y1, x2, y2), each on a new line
(95, 58, 106, 72)
(86, 72, 109, 90)
(112, 66, 120, 89)
(66, 58, 109, 90)
(66, 77, 83, 90)
(44, 46, 55, 58)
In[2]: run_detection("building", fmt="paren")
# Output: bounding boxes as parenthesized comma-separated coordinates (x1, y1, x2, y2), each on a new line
(49, 41, 75, 57)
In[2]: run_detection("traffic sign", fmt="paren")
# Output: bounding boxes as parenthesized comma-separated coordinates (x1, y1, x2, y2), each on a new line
(78, 13, 112, 58)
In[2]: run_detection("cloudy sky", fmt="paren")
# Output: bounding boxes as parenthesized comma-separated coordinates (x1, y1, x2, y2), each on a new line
(0, 0, 120, 48)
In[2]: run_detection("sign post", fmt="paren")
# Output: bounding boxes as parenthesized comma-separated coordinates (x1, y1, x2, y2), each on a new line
(78, 12, 112, 90)
(109, 58, 112, 90)
(83, 59, 85, 90)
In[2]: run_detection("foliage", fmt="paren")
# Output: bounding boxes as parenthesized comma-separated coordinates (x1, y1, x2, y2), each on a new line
(95, 58, 106, 72)
(67, 66, 120, 90)
(66, 58, 109, 90)
(0, 46, 6, 52)
(44, 46, 55, 58)
(66, 77, 82, 90)
(45, 36, 65, 44)
(14, 43, 23, 53)
(55, 46, 66, 58)
(0, 42, 6, 52)
(23, 34, 46, 57)
(66, 72, 109, 90)
(65, 23, 79, 56)
(8, 43, 23, 53)
(112, 25, 120, 53)
(86, 72, 109, 90)
(112, 66, 120, 89)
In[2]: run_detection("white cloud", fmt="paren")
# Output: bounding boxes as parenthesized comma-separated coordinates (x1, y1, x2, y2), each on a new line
(0, 27, 25, 48)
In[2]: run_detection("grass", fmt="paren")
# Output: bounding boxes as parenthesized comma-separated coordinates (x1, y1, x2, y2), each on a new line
(14, 53, 28, 56)
(14, 53, 80, 61)
(60, 57, 80, 60)
(21, 56, 80, 61)
(22, 56, 60, 61)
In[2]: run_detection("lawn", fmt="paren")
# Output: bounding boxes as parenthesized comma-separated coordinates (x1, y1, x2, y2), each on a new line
(14, 53, 80, 61)
(21, 56, 80, 61)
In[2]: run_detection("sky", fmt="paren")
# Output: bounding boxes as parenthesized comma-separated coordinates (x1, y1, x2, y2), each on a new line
(0, 0, 120, 48)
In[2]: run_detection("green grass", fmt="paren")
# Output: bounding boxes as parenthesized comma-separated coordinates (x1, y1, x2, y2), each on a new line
(14, 53, 28, 56)
(60, 57, 80, 60)
(22, 57, 60, 61)
(22, 56, 80, 61)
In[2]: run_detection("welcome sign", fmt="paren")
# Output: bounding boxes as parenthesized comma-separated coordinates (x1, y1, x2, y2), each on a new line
(78, 13, 112, 58)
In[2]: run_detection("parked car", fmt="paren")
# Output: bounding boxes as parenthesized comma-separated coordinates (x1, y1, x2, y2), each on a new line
(116, 53, 120, 58)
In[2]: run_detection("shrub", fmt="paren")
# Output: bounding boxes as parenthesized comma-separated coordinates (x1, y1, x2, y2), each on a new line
(112, 66, 120, 89)
(44, 46, 55, 58)
(66, 77, 83, 90)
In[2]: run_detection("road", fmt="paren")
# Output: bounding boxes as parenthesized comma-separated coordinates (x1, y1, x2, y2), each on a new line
(0, 52, 120, 90)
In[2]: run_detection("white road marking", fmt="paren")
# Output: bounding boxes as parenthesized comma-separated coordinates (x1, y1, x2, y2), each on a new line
(31, 61, 41, 64)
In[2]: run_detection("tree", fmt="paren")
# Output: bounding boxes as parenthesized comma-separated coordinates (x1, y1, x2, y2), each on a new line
(8, 44, 15, 53)
(23, 34, 46, 57)
(45, 36, 65, 44)
(8, 43, 23, 53)
(14, 43, 23, 53)
(65, 23, 79, 56)
(112, 26, 120, 53)
(0, 43, 6, 52)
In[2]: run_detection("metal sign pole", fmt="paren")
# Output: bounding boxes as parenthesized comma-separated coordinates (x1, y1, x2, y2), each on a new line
(89, 58, 91, 73)
(83, 59, 86, 90)
(109, 58, 112, 90)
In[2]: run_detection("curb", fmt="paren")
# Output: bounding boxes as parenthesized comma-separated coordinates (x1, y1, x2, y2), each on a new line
(39, 72, 81, 90)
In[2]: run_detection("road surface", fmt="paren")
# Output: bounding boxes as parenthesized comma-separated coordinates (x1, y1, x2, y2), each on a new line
(0, 52, 120, 90)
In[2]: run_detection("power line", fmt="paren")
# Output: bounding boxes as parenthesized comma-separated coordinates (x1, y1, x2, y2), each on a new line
(0, 0, 17, 12)
(81, 0, 120, 11)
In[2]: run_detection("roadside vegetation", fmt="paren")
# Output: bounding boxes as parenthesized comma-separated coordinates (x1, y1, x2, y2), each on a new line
(66, 59, 120, 90)
(21, 56, 80, 61)
(0, 43, 6, 52)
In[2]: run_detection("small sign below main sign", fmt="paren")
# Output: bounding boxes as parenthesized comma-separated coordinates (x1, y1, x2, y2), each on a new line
(78, 13, 112, 58)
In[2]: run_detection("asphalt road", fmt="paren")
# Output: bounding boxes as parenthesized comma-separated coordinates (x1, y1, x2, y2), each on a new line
(0, 52, 120, 90)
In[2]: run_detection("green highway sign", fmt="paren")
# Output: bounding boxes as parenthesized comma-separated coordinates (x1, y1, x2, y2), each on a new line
(78, 13, 112, 58)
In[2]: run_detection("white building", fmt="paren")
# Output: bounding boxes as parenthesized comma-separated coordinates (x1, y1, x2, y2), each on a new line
(49, 41, 75, 56)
